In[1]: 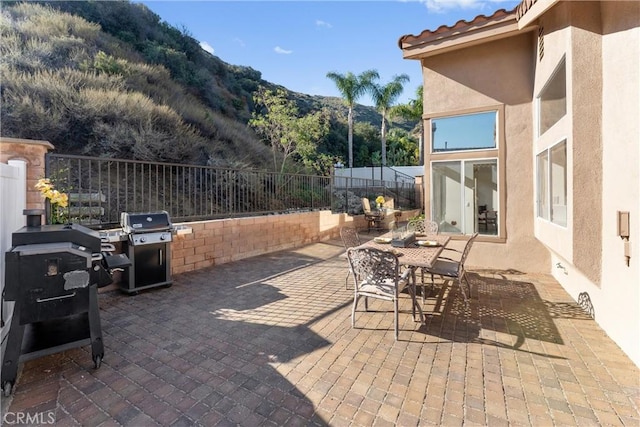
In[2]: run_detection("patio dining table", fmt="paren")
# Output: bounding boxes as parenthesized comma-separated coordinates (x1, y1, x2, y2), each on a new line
(360, 232, 451, 269)
(357, 232, 451, 323)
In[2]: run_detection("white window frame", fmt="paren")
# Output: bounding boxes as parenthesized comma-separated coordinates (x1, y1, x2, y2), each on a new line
(537, 57, 567, 137)
(430, 110, 498, 154)
(431, 157, 500, 236)
(536, 139, 567, 227)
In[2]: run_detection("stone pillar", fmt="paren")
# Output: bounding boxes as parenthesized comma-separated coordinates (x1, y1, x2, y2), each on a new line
(0, 137, 55, 211)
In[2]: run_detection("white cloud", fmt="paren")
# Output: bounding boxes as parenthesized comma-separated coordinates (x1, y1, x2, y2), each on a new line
(316, 19, 332, 29)
(421, 0, 511, 13)
(200, 41, 214, 54)
(233, 38, 245, 47)
(274, 46, 293, 55)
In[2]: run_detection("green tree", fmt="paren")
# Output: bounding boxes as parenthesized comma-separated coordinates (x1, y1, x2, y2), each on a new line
(249, 86, 329, 174)
(325, 69, 378, 168)
(386, 129, 418, 166)
(390, 85, 424, 164)
(369, 74, 410, 167)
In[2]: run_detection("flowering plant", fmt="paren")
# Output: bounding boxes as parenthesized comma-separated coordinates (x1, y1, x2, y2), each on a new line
(375, 195, 385, 206)
(35, 178, 69, 224)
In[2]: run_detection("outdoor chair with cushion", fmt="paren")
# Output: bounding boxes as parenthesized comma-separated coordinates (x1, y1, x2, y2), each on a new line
(361, 198, 384, 232)
(340, 226, 361, 290)
(423, 232, 479, 304)
(346, 247, 423, 340)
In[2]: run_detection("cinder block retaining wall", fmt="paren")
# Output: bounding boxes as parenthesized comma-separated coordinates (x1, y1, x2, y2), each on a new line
(171, 209, 419, 275)
(171, 211, 349, 274)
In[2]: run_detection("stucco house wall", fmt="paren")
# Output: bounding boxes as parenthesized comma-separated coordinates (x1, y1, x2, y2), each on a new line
(537, 1, 640, 368)
(598, 2, 640, 366)
(421, 34, 550, 273)
(400, 0, 640, 367)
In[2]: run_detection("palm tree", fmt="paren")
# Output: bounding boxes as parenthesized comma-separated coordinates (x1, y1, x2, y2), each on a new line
(390, 85, 424, 165)
(369, 74, 410, 167)
(326, 69, 379, 168)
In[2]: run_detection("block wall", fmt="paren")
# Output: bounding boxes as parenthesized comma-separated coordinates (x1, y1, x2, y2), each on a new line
(171, 211, 356, 275)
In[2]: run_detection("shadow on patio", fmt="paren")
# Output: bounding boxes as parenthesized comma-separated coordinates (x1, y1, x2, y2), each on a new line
(2, 239, 639, 426)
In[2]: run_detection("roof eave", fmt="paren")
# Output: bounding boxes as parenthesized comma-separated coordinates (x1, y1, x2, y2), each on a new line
(400, 18, 528, 60)
(517, 0, 561, 29)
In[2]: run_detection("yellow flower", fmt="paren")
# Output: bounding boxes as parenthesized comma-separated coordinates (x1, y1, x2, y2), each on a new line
(375, 196, 385, 205)
(35, 178, 52, 193)
(35, 178, 69, 209)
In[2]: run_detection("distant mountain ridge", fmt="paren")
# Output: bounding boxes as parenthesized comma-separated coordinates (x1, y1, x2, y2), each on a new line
(0, 0, 415, 171)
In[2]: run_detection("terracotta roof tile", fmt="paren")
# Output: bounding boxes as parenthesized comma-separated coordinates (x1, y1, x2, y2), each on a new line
(398, 7, 517, 48)
(516, 0, 539, 20)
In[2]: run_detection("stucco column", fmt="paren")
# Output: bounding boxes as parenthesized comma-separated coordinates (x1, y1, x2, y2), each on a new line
(0, 137, 55, 212)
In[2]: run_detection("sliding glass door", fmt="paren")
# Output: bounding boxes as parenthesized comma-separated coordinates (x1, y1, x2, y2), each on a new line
(432, 159, 498, 235)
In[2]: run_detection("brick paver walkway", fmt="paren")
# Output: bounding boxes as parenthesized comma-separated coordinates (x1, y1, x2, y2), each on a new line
(2, 238, 639, 426)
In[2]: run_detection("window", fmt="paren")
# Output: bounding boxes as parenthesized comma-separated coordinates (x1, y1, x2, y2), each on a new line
(537, 150, 549, 220)
(538, 59, 566, 135)
(537, 140, 567, 226)
(432, 159, 498, 235)
(432, 111, 497, 153)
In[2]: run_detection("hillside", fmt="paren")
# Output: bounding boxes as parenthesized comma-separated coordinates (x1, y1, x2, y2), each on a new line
(0, 0, 417, 171)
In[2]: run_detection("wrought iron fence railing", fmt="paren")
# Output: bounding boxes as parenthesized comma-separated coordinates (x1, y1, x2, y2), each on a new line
(331, 175, 421, 215)
(45, 154, 421, 228)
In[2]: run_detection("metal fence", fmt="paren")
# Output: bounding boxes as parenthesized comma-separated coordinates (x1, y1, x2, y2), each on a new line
(45, 154, 421, 228)
(331, 175, 421, 214)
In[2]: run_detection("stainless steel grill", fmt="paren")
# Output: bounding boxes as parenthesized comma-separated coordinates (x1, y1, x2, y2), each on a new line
(119, 211, 173, 294)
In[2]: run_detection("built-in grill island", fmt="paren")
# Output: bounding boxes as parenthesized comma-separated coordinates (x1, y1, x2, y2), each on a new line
(119, 211, 173, 294)
(1, 210, 130, 396)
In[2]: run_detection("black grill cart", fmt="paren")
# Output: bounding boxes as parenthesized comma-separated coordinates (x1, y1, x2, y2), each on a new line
(119, 211, 173, 294)
(1, 210, 127, 396)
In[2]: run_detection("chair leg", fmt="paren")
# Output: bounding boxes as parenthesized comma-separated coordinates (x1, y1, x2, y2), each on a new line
(352, 295, 360, 327)
(408, 270, 425, 325)
(394, 296, 399, 340)
(457, 275, 470, 304)
(345, 270, 352, 290)
(462, 273, 472, 300)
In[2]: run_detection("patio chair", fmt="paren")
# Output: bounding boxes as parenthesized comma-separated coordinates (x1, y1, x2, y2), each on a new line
(478, 210, 497, 232)
(340, 226, 361, 290)
(423, 232, 479, 304)
(361, 198, 384, 233)
(406, 218, 439, 236)
(346, 247, 422, 340)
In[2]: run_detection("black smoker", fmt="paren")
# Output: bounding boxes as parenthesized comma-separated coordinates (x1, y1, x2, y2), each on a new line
(120, 211, 173, 294)
(1, 210, 129, 396)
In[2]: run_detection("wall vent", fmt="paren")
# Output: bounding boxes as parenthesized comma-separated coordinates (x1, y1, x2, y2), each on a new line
(538, 26, 545, 61)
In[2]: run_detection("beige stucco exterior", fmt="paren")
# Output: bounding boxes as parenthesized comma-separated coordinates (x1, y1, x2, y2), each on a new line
(400, 0, 640, 366)
(415, 28, 550, 273)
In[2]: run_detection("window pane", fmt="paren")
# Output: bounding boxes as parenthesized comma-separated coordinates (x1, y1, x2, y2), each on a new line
(537, 150, 549, 220)
(432, 111, 497, 152)
(539, 59, 566, 135)
(550, 141, 567, 226)
(433, 160, 498, 235)
(432, 162, 462, 233)
(466, 160, 498, 235)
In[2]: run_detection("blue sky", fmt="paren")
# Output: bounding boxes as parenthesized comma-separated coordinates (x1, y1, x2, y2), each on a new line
(138, 0, 521, 107)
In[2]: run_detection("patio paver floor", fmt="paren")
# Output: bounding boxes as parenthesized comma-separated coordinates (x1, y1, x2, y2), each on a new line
(2, 238, 639, 426)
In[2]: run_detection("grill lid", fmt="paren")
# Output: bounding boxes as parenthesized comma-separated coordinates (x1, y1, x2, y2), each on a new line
(11, 223, 102, 253)
(120, 211, 172, 233)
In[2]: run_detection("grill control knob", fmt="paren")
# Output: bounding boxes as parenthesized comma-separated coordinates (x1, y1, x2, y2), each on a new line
(160, 234, 166, 241)
(140, 237, 146, 243)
